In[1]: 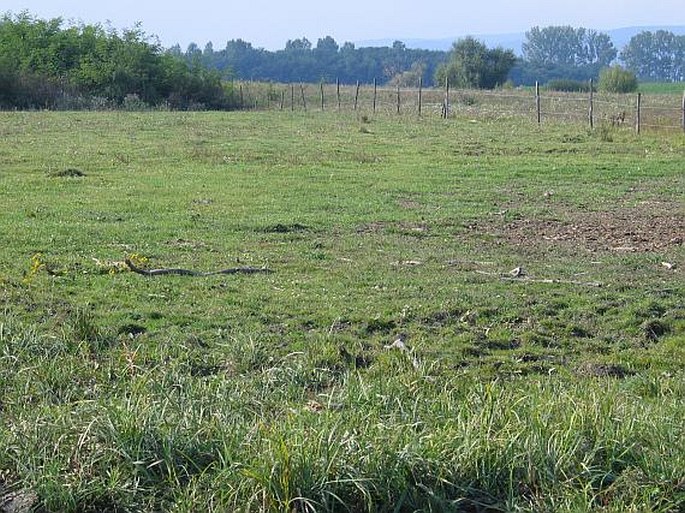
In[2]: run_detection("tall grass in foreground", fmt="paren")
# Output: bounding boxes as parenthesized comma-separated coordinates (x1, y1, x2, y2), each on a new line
(1, 315, 683, 512)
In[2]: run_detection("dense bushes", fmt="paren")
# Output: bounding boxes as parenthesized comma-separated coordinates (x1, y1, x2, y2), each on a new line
(545, 79, 594, 92)
(0, 12, 236, 110)
(599, 65, 639, 93)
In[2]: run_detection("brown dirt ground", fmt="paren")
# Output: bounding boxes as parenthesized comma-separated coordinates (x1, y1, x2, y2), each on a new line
(488, 202, 684, 254)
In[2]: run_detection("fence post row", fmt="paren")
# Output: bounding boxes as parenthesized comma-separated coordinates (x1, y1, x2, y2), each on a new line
(268, 80, 682, 134)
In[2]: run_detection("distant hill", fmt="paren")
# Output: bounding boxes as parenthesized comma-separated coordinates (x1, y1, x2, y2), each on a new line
(357, 26, 685, 55)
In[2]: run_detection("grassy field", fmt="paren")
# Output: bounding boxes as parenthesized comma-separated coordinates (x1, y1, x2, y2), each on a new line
(638, 82, 685, 95)
(0, 110, 683, 512)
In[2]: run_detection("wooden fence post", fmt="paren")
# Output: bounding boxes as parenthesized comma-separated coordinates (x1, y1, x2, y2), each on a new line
(239, 84, 244, 109)
(418, 77, 423, 117)
(280, 90, 285, 110)
(354, 81, 360, 111)
(320, 81, 325, 111)
(396, 84, 401, 114)
(300, 83, 307, 111)
(291, 84, 295, 111)
(682, 90, 685, 133)
(589, 78, 594, 129)
(636, 92, 641, 134)
(535, 81, 541, 124)
(336, 78, 341, 111)
(443, 78, 450, 119)
(373, 78, 377, 113)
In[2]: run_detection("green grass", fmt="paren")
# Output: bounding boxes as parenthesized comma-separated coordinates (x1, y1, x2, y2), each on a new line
(639, 82, 685, 95)
(1, 110, 684, 512)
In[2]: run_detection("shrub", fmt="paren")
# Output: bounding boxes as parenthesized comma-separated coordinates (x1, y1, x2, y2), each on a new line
(599, 66, 638, 93)
(546, 79, 594, 92)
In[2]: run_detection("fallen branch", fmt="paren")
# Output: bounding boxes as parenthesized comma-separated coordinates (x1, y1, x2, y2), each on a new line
(125, 259, 272, 277)
(499, 277, 602, 287)
(474, 269, 601, 287)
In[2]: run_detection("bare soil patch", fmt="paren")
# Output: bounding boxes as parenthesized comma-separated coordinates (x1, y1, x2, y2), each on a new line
(488, 203, 683, 254)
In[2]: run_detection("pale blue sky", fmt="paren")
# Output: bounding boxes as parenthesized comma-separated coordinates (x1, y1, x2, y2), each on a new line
(3, 0, 684, 50)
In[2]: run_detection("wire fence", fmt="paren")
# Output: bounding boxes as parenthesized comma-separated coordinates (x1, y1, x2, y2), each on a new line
(234, 80, 685, 133)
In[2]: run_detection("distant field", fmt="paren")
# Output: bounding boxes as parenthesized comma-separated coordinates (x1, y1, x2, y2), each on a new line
(0, 111, 683, 512)
(639, 82, 685, 94)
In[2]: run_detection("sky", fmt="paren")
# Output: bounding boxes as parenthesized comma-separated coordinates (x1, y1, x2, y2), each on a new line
(3, 0, 685, 50)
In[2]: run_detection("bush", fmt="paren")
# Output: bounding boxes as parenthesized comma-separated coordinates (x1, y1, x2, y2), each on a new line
(599, 66, 638, 93)
(546, 79, 594, 92)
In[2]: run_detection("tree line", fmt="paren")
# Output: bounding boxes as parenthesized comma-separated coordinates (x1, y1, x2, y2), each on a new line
(1, 11, 683, 111)
(173, 38, 446, 87)
(182, 25, 684, 88)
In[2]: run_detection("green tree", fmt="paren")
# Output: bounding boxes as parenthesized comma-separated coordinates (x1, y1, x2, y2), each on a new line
(523, 26, 616, 68)
(435, 37, 515, 89)
(285, 37, 312, 52)
(620, 30, 685, 82)
(388, 61, 425, 87)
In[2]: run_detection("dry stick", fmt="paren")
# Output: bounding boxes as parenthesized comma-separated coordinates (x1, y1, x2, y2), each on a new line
(279, 90, 285, 110)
